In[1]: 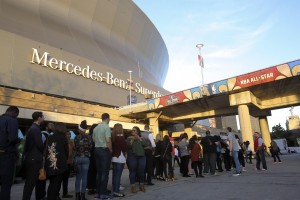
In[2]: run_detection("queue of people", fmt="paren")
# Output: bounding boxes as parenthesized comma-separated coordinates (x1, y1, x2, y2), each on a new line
(0, 106, 279, 200)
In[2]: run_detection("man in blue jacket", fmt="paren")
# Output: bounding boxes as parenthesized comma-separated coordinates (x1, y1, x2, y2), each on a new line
(0, 106, 20, 200)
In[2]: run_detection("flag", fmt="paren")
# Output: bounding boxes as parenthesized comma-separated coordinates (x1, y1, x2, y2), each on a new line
(198, 54, 204, 68)
(127, 79, 134, 90)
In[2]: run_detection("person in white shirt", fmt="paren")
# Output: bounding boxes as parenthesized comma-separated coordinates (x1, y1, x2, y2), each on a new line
(227, 127, 241, 176)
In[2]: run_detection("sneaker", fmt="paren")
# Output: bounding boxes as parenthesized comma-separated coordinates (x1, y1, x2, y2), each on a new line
(233, 173, 241, 176)
(113, 192, 125, 197)
(146, 182, 155, 186)
(119, 185, 125, 191)
(242, 167, 247, 172)
(262, 168, 267, 171)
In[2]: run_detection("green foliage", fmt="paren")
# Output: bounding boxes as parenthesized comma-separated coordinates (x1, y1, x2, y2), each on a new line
(271, 123, 286, 139)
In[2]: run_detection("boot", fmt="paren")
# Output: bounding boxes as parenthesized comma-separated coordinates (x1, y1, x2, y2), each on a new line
(81, 193, 87, 200)
(139, 184, 145, 192)
(75, 193, 81, 200)
(131, 185, 137, 193)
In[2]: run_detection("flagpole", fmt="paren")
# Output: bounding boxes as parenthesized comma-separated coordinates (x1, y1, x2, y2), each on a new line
(196, 44, 204, 86)
(128, 70, 132, 110)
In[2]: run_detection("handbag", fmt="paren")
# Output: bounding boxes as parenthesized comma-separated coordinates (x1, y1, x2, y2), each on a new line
(38, 168, 46, 181)
(38, 139, 48, 181)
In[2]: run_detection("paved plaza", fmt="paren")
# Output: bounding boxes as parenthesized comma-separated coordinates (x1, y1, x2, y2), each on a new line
(11, 153, 300, 200)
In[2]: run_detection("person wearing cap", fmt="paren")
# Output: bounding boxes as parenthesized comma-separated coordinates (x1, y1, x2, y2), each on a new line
(93, 113, 113, 199)
(74, 120, 93, 200)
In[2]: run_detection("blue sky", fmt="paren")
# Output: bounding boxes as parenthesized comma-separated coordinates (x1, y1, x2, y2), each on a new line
(133, 0, 300, 131)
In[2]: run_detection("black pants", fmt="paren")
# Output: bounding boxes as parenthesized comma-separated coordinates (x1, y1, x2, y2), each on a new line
(238, 150, 245, 167)
(22, 159, 42, 200)
(203, 153, 217, 174)
(272, 151, 281, 162)
(87, 153, 97, 190)
(216, 152, 223, 171)
(154, 156, 163, 177)
(192, 160, 203, 176)
(223, 152, 231, 170)
(246, 151, 253, 164)
(61, 164, 71, 195)
(174, 156, 181, 168)
(145, 149, 154, 183)
(0, 152, 16, 200)
(162, 156, 173, 178)
(180, 155, 190, 176)
(35, 179, 46, 200)
(47, 175, 63, 200)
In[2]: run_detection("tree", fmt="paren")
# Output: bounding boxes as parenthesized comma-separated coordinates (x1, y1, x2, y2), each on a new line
(271, 123, 286, 139)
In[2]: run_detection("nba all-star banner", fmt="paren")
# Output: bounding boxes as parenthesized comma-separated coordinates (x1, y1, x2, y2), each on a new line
(147, 59, 300, 110)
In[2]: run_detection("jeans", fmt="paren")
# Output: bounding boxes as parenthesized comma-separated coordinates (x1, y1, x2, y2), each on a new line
(127, 153, 146, 184)
(95, 148, 112, 195)
(74, 156, 90, 193)
(0, 152, 16, 200)
(256, 150, 267, 170)
(232, 150, 241, 173)
(112, 162, 125, 193)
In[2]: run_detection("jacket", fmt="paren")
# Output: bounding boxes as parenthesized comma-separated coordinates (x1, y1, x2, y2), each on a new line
(45, 132, 68, 176)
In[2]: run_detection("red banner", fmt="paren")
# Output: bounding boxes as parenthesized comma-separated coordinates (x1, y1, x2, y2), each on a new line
(158, 92, 187, 107)
(234, 67, 282, 88)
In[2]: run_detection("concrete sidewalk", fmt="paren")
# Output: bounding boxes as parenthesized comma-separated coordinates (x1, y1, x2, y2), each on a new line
(11, 154, 300, 200)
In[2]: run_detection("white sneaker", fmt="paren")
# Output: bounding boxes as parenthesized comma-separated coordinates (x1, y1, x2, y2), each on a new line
(242, 167, 247, 172)
(119, 185, 125, 191)
(232, 173, 241, 176)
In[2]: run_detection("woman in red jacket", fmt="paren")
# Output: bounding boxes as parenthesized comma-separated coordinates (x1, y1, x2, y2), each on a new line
(190, 135, 204, 178)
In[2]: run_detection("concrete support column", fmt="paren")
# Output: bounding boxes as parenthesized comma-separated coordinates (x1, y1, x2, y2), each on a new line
(259, 116, 272, 150)
(238, 105, 254, 150)
(149, 117, 159, 139)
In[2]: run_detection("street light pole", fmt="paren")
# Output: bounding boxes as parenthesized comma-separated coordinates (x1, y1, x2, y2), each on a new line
(128, 70, 132, 107)
(196, 44, 204, 86)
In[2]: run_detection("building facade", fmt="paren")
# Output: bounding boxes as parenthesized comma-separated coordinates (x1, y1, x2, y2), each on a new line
(0, 0, 169, 129)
